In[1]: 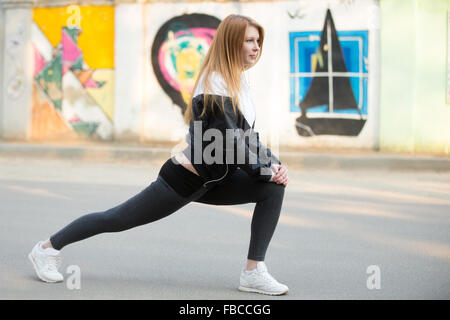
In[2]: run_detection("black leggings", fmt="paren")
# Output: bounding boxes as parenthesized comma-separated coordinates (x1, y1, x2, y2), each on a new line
(50, 168, 285, 261)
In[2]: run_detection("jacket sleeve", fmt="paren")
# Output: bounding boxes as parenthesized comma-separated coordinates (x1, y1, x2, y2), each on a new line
(218, 97, 280, 181)
(248, 131, 282, 166)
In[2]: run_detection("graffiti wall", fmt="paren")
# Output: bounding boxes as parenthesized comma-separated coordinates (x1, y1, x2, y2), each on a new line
(1, 0, 381, 149)
(151, 13, 221, 113)
(281, 0, 380, 148)
(290, 10, 369, 137)
(31, 5, 114, 140)
(140, 3, 230, 143)
(140, 0, 380, 148)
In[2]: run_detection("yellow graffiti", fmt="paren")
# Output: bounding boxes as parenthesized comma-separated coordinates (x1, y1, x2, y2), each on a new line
(86, 70, 115, 121)
(33, 6, 114, 69)
(176, 47, 202, 105)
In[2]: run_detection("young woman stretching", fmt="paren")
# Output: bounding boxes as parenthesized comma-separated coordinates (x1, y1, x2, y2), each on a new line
(28, 14, 290, 296)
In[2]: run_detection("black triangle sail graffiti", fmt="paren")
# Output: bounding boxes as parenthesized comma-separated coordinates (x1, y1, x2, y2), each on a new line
(296, 9, 366, 137)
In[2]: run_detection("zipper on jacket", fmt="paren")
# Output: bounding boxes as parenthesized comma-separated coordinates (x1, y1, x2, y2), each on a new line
(202, 164, 229, 188)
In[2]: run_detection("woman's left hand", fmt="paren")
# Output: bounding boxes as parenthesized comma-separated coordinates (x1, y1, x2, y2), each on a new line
(270, 164, 288, 187)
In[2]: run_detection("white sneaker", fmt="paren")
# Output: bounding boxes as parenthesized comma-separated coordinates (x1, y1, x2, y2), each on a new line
(28, 241, 64, 283)
(239, 262, 289, 296)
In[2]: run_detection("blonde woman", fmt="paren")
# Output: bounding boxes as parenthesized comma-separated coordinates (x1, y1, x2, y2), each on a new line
(29, 14, 289, 296)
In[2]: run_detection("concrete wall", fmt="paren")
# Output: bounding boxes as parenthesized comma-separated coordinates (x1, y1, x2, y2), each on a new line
(0, 2, 33, 139)
(1, 0, 385, 152)
(0, 5, 3, 137)
(379, 0, 450, 154)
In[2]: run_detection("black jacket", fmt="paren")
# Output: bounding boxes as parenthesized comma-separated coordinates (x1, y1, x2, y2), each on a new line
(182, 94, 281, 188)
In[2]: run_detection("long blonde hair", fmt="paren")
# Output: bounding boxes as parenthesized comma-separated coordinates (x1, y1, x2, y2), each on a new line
(183, 14, 264, 124)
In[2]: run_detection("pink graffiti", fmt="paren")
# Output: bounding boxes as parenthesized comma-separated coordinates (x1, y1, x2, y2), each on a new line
(33, 44, 46, 77)
(83, 78, 99, 88)
(62, 29, 82, 74)
(158, 27, 216, 92)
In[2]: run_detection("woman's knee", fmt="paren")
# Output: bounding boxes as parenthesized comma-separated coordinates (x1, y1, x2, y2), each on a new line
(272, 182, 285, 197)
(259, 181, 285, 200)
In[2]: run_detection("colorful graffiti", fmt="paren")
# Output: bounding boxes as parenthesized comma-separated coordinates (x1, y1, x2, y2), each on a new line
(151, 14, 221, 113)
(289, 9, 369, 137)
(31, 6, 114, 139)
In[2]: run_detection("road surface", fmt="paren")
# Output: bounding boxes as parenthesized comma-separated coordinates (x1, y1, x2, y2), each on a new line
(0, 156, 449, 299)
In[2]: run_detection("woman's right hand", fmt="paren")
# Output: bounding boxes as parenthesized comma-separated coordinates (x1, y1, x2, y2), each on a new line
(269, 164, 288, 187)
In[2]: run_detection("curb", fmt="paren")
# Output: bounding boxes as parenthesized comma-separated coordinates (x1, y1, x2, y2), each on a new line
(0, 142, 171, 163)
(0, 142, 449, 172)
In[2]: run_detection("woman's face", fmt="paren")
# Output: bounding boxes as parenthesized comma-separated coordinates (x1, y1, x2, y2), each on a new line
(242, 25, 260, 68)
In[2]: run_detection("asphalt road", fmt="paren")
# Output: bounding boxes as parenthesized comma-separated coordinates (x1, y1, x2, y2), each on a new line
(0, 157, 449, 299)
